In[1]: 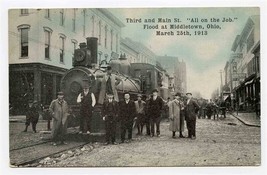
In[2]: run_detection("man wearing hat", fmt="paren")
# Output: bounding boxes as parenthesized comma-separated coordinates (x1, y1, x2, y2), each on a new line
(77, 84, 96, 134)
(147, 89, 164, 137)
(102, 93, 119, 145)
(134, 94, 146, 135)
(23, 100, 39, 133)
(98, 65, 121, 104)
(168, 92, 185, 138)
(49, 91, 71, 145)
(119, 92, 136, 143)
(185, 92, 200, 140)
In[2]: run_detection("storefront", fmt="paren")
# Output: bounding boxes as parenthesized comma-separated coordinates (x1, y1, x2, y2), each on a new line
(234, 74, 256, 112)
(9, 63, 67, 115)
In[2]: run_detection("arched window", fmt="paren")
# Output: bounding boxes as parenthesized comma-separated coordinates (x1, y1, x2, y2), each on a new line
(43, 27, 53, 59)
(59, 33, 66, 63)
(17, 24, 31, 58)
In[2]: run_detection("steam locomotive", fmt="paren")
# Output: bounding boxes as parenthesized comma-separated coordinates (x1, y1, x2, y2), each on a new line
(61, 37, 169, 133)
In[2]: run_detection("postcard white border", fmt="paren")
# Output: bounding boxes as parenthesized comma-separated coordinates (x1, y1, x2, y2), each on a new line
(1, 0, 266, 175)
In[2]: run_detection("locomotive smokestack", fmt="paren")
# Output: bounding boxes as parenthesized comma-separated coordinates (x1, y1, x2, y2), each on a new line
(86, 37, 98, 65)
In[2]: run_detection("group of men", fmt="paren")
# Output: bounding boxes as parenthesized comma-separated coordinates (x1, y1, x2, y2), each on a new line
(102, 89, 164, 145)
(168, 92, 200, 139)
(23, 65, 200, 146)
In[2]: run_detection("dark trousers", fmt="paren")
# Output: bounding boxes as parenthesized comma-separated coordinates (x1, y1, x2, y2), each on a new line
(150, 117, 161, 136)
(186, 117, 196, 138)
(80, 111, 92, 132)
(105, 116, 116, 143)
(52, 123, 66, 142)
(25, 121, 38, 132)
(136, 114, 145, 134)
(221, 108, 226, 118)
(121, 120, 133, 142)
(143, 115, 151, 135)
(25, 117, 38, 132)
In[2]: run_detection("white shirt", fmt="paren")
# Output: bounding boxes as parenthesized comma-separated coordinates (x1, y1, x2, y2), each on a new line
(77, 93, 96, 107)
(187, 99, 191, 105)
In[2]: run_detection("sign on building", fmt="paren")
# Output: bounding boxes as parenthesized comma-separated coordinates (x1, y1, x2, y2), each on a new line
(232, 73, 246, 81)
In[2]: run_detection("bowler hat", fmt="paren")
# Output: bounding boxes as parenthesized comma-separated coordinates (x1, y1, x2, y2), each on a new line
(186, 92, 192, 95)
(152, 89, 158, 93)
(57, 91, 64, 95)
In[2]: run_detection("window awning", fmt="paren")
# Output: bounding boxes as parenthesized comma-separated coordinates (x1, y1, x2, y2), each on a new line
(245, 78, 254, 86)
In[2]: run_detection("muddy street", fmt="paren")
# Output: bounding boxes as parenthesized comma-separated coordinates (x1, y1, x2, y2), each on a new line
(40, 114, 260, 167)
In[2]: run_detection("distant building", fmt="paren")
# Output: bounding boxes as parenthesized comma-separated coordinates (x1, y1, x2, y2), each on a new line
(9, 8, 124, 114)
(226, 15, 260, 111)
(120, 37, 156, 65)
(156, 55, 187, 94)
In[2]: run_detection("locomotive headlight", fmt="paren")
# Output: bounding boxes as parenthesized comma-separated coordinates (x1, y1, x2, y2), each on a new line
(74, 49, 86, 62)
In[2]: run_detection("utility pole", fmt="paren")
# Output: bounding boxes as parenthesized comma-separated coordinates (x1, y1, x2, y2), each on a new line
(220, 70, 223, 98)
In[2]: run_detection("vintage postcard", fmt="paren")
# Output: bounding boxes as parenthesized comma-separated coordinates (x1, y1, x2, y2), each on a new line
(6, 3, 262, 172)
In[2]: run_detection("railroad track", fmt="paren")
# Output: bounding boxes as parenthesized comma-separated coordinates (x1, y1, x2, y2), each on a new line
(10, 140, 91, 166)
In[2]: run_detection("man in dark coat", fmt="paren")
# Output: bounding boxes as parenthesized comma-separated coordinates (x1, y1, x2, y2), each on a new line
(23, 100, 39, 133)
(144, 95, 151, 136)
(119, 92, 136, 143)
(148, 89, 163, 137)
(102, 94, 119, 145)
(220, 99, 227, 118)
(77, 85, 96, 134)
(185, 93, 200, 140)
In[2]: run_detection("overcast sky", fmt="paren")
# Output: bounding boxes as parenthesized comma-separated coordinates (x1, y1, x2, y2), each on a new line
(109, 7, 259, 98)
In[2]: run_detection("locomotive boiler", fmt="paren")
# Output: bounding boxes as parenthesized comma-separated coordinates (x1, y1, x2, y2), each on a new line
(60, 37, 141, 133)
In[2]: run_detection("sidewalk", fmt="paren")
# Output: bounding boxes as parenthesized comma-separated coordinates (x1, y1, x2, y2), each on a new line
(230, 112, 260, 127)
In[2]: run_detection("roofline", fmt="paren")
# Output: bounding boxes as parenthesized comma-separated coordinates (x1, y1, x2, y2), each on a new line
(97, 9, 125, 28)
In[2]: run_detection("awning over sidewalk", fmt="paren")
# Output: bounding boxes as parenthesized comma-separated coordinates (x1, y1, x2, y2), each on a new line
(245, 78, 254, 86)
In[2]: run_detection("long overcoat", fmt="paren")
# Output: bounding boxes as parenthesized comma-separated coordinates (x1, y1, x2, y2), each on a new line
(98, 74, 121, 104)
(49, 99, 70, 138)
(169, 100, 184, 132)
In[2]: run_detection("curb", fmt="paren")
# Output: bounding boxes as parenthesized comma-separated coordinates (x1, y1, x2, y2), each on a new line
(230, 113, 260, 127)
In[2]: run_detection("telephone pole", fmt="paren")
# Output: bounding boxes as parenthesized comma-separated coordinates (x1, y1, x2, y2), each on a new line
(220, 70, 223, 98)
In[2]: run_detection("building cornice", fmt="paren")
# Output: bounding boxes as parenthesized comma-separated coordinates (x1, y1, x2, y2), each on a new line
(97, 9, 125, 28)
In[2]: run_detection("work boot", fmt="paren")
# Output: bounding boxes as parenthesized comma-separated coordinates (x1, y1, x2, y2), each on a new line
(179, 132, 185, 138)
(23, 126, 28, 132)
